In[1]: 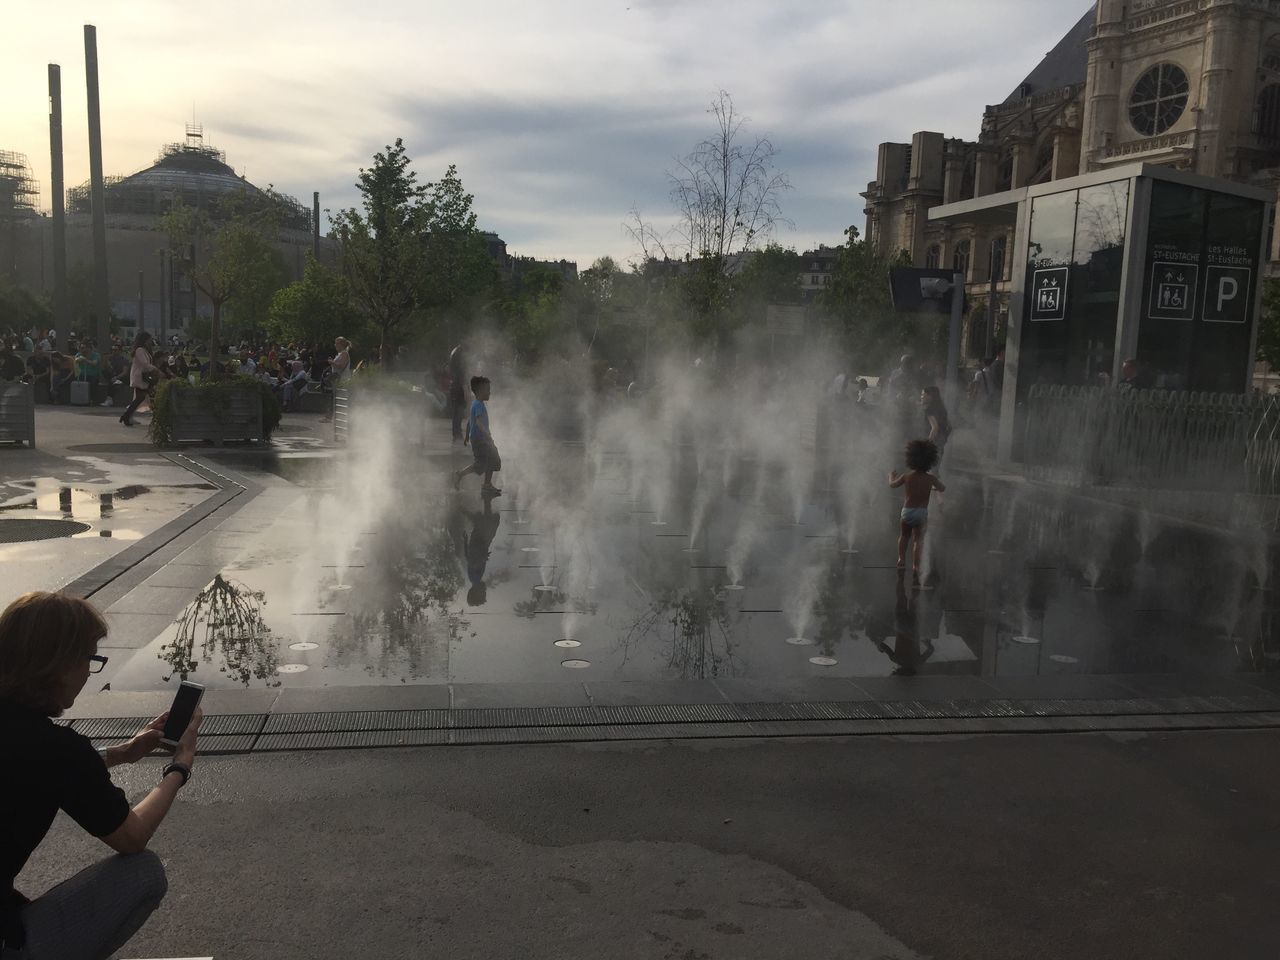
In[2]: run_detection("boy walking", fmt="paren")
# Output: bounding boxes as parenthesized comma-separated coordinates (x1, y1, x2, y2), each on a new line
(454, 376, 502, 495)
(888, 439, 945, 584)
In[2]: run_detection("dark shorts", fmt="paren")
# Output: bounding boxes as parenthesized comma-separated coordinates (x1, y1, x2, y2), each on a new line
(472, 440, 501, 473)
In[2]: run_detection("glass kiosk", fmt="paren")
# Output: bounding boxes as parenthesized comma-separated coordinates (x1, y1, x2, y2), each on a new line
(928, 164, 1272, 461)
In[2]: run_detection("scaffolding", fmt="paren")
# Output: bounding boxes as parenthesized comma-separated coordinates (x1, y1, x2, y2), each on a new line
(67, 127, 311, 231)
(0, 151, 40, 220)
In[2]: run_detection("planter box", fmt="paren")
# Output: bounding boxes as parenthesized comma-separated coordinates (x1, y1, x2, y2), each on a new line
(0, 382, 35, 447)
(167, 384, 265, 445)
(333, 384, 443, 444)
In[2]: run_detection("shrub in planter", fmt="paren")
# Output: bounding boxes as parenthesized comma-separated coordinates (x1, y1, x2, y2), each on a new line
(149, 376, 282, 446)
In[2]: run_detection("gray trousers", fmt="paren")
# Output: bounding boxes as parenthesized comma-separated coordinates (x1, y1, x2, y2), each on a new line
(2, 851, 167, 960)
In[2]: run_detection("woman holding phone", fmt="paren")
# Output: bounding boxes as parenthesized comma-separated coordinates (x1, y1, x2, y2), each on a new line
(0, 592, 202, 959)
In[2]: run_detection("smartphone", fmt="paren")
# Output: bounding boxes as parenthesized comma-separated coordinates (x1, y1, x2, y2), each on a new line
(160, 681, 205, 748)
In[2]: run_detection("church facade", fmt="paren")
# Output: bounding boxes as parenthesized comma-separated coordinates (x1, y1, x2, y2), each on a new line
(862, 0, 1280, 355)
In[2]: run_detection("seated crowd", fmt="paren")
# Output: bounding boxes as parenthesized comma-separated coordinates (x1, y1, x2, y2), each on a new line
(0, 327, 345, 413)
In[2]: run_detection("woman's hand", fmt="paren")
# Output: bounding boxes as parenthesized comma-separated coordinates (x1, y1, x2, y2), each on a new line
(173, 706, 203, 768)
(108, 713, 168, 766)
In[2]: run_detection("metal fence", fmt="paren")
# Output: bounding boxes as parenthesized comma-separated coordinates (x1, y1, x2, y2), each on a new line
(1023, 385, 1280, 495)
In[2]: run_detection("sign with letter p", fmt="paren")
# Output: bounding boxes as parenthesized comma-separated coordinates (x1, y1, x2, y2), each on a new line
(1202, 266, 1252, 324)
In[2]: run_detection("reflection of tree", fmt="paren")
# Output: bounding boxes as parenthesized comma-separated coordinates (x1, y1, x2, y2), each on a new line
(813, 565, 863, 658)
(346, 524, 465, 677)
(513, 586, 597, 620)
(620, 586, 736, 679)
(160, 574, 280, 686)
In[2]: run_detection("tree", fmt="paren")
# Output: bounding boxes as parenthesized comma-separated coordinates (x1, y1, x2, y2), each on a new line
(417, 164, 495, 327)
(734, 242, 801, 324)
(627, 91, 791, 344)
(163, 197, 284, 366)
(820, 226, 916, 370)
(331, 139, 429, 363)
(1257, 276, 1280, 372)
(497, 264, 568, 361)
(0, 276, 51, 335)
(267, 253, 361, 347)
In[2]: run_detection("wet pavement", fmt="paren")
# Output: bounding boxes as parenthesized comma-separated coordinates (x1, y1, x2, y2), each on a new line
(100, 437, 1280, 698)
(9, 402, 1278, 708)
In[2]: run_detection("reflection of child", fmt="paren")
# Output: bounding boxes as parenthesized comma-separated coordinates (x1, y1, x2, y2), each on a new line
(464, 501, 501, 607)
(888, 439, 945, 582)
(453, 376, 502, 495)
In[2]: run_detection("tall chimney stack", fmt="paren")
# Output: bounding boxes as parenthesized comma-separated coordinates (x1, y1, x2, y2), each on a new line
(84, 25, 110, 347)
(48, 64, 69, 352)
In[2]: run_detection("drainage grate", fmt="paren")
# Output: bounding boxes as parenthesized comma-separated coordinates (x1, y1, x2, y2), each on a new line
(0, 518, 91, 543)
(65, 691, 1280, 754)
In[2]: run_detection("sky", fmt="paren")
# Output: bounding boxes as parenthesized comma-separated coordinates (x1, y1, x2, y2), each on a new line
(1, 1, 1092, 268)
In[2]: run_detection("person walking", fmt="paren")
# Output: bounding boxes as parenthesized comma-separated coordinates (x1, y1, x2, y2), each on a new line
(0, 591, 203, 959)
(120, 333, 157, 427)
(921, 385, 952, 462)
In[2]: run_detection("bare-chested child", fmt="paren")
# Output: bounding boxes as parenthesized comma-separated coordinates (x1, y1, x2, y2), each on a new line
(888, 439, 946, 582)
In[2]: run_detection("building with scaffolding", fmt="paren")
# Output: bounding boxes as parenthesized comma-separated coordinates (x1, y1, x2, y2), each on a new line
(0, 151, 41, 285)
(10, 126, 331, 335)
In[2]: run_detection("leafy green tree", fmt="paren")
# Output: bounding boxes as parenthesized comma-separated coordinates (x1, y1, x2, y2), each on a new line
(331, 139, 429, 362)
(1257, 276, 1280, 372)
(820, 226, 916, 371)
(498, 264, 567, 361)
(418, 164, 495, 328)
(0, 276, 52, 335)
(267, 253, 361, 347)
(163, 198, 284, 365)
(734, 242, 801, 324)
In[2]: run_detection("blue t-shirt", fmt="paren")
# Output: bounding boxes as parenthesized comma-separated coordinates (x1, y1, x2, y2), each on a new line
(468, 398, 488, 443)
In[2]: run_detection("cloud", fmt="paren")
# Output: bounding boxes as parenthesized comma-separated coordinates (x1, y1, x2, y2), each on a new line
(1, 0, 1096, 265)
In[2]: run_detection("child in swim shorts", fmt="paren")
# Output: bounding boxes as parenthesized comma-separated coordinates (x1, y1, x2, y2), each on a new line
(888, 438, 946, 583)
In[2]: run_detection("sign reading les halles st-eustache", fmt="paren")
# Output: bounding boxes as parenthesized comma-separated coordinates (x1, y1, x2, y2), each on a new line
(1202, 243, 1254, 325)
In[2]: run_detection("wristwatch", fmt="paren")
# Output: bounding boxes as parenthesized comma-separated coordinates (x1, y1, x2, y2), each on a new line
(162, 761, 192, 787)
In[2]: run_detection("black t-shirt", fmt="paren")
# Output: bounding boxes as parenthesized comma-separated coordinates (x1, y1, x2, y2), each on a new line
(1, 700, 130, 944)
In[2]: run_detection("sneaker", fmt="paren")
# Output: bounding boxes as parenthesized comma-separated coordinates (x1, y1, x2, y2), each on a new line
(99, 398, 113, 407)
(481, 484, 502, 497)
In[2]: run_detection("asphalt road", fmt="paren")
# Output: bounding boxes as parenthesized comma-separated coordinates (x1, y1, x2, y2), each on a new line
(16, 729, 1280, 960)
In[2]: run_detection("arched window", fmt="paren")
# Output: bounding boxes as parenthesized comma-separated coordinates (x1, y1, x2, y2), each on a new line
(1259, 85, 1280, 141)
(1129, 63, 1190, 136)
(952, 240, 971, 279)
(925, 245, 941, 269)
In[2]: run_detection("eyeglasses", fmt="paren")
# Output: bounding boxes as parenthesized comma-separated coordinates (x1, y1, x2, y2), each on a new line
(89, 655, 109, 674)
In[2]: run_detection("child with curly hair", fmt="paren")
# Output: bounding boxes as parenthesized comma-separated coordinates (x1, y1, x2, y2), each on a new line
(889, 439, 945, 582)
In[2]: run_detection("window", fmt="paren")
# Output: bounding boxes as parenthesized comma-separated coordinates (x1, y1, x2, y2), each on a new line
(924, 245, 941, 269)
(1129, 63, 1190, 137)
(1259, 85, 1280, 141)
(989, 235, 1007, 282)
(952, 240, 971, 279)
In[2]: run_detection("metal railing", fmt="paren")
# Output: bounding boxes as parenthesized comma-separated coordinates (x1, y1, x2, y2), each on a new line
(1023, 385, 1280, 495)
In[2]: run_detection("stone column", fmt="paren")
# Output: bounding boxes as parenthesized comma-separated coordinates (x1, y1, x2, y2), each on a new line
(1052, 128, 1081, 180)
(1080, 0, 1125, 172)
(943, 142, 968, 204)
(1010, 138, 1035, 189)
(1197, 2, 1237, 178)
(974, 146, 999, 197)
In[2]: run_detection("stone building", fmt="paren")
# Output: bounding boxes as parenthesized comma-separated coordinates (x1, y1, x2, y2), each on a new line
(6, 127, 333, 336)
(862, 0, 1280, 357)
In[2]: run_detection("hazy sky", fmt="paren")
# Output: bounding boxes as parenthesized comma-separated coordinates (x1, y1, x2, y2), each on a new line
(2, 1, 1090, 266)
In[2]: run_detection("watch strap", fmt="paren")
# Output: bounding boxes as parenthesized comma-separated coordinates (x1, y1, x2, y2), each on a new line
(162, 761, 192, 787)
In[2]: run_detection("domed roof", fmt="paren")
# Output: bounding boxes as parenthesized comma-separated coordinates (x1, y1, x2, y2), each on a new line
(68, 128, 310, 230)
(114, 140, 266, 204)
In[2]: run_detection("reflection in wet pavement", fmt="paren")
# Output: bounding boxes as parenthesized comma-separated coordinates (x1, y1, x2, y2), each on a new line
(101, 433, 1280, 692)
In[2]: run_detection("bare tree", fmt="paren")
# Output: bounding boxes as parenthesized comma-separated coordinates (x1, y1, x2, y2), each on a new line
(669, 91, 791, 270)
